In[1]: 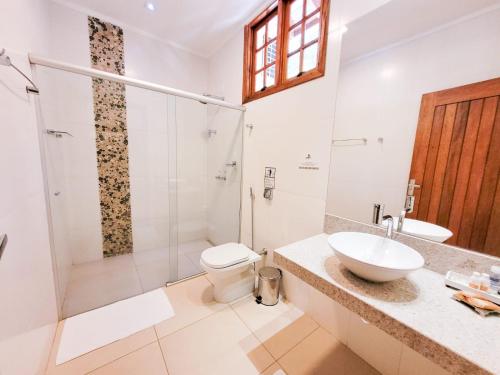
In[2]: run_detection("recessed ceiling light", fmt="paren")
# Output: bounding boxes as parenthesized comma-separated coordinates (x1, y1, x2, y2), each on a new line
(145, 1, 156, 11)
(380, 67, 395, 79)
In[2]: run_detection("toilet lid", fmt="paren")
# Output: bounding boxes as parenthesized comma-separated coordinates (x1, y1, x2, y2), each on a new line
(201, 243, 250, 269)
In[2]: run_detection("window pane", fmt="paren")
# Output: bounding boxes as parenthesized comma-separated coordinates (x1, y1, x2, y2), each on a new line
(289, 0, 303, 25)
(304, 13, 320, 44)
(266, 65, 276, 86)
(306, 0, 320, 15)
(303, 42, 318, 72)
(288, 25, 302, 53)
(267, 15, 278, 41)
(256, 26, 265, 49)
(287, 52, 300, 78)
(255, 71, 264, 91)
(266, 41, 277, 64)
(255, 49, 264, 71)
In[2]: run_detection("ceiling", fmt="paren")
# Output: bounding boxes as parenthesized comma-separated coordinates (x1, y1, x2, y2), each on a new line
(55, 0, 271, 57)
(341, 0, 500, 64)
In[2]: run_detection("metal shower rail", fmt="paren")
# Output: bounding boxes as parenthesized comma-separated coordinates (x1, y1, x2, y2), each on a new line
(28, 54, 246, 112)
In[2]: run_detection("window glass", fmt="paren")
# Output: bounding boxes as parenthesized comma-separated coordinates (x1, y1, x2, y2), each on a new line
(256, 27, 266, 49)
(302, 42, 318, 72)
(255, 49, 264, 71)
(266, 65, 276, 86)
(304, 13, 320, 44)
(287, 52, 300, 78)
(267, 15, 278, 40)
(306, 0, 320, 15)
(266, 42, 277, 64)
(255, 71, 264, 91)
(288, 25, 302, 53)
(289, 0, 303, 25)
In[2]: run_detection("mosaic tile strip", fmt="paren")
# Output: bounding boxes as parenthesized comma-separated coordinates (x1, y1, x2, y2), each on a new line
(88, 16, 133, 256)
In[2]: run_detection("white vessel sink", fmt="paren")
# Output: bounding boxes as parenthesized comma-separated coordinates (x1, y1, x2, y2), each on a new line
(383, 218, 452, 243)
(327, 232, 425, 282)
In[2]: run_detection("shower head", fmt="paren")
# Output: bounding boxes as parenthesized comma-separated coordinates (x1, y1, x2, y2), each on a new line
(0, 48, 12, 66)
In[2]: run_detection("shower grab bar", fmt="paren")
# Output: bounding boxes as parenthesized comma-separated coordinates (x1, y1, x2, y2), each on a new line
(28, 54, 246, 112)
(46, 129, 73, 137)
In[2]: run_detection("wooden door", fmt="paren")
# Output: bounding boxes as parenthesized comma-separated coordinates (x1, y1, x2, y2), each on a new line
(408, 77, 500, 256)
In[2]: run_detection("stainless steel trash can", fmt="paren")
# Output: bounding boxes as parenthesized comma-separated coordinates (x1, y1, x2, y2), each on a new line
(256, 267, 282, 306)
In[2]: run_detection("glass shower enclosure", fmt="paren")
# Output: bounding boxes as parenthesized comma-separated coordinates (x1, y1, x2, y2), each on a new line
(33, 59, 244, 318)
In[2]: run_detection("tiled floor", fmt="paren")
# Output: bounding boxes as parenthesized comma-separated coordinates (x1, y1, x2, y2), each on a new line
(62, 240, 210, 317)
(48, 275, 379, 375)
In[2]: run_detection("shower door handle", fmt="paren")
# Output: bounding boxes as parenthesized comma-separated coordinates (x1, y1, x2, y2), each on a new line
(46, 129, 74, 138)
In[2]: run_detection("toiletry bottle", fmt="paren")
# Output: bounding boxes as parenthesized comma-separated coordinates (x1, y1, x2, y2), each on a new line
(469, 272, 481, 289)
(480, 273, 490, 291)
(490, 266, 500, 292)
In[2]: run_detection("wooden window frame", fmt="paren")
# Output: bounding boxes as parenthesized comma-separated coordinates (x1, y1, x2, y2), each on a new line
(243, 0, 330, 104)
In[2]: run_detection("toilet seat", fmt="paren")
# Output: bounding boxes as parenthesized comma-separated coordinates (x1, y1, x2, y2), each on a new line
(201, 243, 249, 269)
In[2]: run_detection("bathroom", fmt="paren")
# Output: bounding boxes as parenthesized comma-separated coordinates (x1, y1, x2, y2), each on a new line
(0, 0, 499, 374)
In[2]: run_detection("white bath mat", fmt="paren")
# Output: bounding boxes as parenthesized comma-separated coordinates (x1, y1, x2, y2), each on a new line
(56, 288, 174, 365)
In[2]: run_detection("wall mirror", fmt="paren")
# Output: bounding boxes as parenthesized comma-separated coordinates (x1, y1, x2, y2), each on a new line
(325, 0, 500, 257)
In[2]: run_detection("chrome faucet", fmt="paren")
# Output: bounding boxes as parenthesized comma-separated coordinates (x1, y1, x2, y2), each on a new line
(397, 209, 409, 232)
(383, 215, 394, 238)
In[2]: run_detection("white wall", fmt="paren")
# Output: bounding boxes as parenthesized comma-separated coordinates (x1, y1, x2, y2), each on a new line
(0, 1, 59, 374)
(208, 0, 391, 253)
(326, 8, 500, 223)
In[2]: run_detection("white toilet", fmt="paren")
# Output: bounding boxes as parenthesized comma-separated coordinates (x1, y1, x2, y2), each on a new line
(200, 243, 261, 303)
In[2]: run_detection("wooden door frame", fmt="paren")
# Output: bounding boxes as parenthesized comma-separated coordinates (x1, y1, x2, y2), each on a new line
(408, 77, 500, 219)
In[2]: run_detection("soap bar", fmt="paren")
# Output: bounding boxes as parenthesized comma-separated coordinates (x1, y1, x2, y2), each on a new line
(453, 291, 500, 317)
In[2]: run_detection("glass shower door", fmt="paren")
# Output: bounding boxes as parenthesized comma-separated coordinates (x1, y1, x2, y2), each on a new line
(174, 97, 244, 279)
(34, 62, 244, 319)
(35, 65, 178, 318)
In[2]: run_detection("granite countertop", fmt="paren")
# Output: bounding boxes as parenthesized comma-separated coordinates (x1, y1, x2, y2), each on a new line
(274, 234, 500, 375)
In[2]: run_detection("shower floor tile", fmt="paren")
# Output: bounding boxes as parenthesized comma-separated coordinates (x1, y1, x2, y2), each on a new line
(62, 239, 212, 318)
(63, 262, 143, 318)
